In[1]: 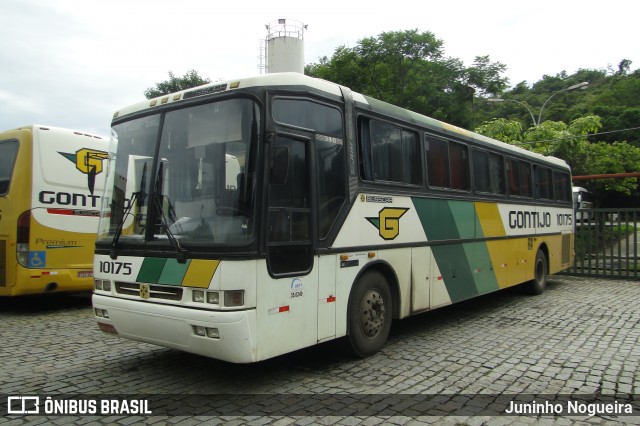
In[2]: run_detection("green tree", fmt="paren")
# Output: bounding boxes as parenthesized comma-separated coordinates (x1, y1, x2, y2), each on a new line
(305, 29, 508, 128)
(144, 70, 211, 99)
(584, 141, 640, 197)
(481, 65, 640, 146)
(474, 118, 523, 143)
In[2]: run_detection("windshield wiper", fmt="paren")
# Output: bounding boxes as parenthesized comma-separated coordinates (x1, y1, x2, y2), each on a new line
(110, 162, 147, 259)
(152, 162, 187, 263)
(153, 194, 188, 263)
(110, 191, 138, 259)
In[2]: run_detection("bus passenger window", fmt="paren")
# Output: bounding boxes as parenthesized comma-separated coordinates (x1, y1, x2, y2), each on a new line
(371, 121, 402, 182)
(0, 141, 19, 195)
(507, 158, 532, 197)
(536, 166, 553, 199)
(426, 136, 468, 190)
(426, 137, 449, 187)
(362, 119, 420, 185)
(554, 172, 571, 202)
(449, 143, 469, 190)
(473, 149, 505, 194)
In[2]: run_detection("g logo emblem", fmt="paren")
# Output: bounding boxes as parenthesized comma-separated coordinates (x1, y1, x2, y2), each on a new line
(139, 283, 150, 299)
(75, 148, 109, 175)
(366, 207, 409, 240)
(58, 147, 109, 195)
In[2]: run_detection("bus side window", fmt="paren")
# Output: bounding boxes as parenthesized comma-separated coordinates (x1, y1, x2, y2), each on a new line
(0, 140, 19, 195)
(554, 172, 571, 202)
(534, 166, 553, 199)
(507, 158, 532, 198)
(426, 136, 450, 188)
(473, 149, 505, 195)
(426, 135, 468, 191)
(358, 118, 372, 181)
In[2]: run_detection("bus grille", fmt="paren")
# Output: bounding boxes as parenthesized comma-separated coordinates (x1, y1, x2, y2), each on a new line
(115, 282, 183, 301)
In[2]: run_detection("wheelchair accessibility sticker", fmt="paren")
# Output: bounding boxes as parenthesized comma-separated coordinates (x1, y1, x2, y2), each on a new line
(28, 251, 46, 268)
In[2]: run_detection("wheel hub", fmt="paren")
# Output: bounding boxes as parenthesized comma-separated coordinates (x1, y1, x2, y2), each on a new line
(360, 289, 386, 338)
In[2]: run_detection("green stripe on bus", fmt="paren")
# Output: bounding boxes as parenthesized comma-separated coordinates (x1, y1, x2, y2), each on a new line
(158, 259, 192, 286)
(412, 198, 460, 241)
(448, 200, 476, 239)
(137, 257, 167, 283)
(463, 242, 499, 294)
(461, 207, 500, 293)
(431, 245, 477, 302)
(412, 197, 500, 301)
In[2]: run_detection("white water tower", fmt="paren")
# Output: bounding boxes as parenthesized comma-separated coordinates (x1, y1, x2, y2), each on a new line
(259, 19, 306, 74)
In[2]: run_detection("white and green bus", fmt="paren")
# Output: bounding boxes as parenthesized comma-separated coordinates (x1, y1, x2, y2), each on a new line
(92, 73, 574, 363)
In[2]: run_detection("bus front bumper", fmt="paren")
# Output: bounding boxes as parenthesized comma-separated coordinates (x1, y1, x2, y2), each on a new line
(92, 294, 258, 363)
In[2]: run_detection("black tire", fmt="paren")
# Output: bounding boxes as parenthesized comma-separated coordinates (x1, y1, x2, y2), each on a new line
(346, 270, 393, 358)
(527, 249, 548, 295)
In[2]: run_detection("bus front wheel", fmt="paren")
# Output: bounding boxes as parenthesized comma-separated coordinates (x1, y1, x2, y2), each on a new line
(527, 249, 548, 295)
(346, 270, 392, 358)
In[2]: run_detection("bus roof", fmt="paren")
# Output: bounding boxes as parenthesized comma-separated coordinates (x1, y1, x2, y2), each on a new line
(2, 124, 108, 141)
(113, 72, 570, 170)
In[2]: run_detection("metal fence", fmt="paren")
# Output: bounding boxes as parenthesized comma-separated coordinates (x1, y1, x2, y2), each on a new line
(562, 208, 640, 279)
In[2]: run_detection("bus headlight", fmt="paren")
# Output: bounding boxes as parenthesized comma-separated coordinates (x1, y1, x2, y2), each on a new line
(207, 291, 220, 304)
(94, 279, 112, 292)
(224, 290, 244, 307)
(192, 290, 205, 303)
(95, 308, 109, 318)
(190, 289, 241, 307)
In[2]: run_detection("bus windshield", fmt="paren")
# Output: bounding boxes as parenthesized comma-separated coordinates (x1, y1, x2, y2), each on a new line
(99, 98, 260, 249)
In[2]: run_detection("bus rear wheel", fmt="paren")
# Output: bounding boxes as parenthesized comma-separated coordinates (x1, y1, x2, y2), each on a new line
(346, 270, 392, 358)
(527, 249, 548, 295)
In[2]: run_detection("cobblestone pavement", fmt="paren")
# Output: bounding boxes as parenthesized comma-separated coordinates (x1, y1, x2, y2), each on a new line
(1, 275, 639, 425)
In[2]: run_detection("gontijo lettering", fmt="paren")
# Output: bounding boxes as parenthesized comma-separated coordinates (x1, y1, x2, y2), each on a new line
(39, 191, 101, 208)
(508, 210, 551, 229)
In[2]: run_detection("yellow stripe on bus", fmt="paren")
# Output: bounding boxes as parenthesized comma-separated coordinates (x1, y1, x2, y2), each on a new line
(474, 202, 506, 238)
(182, 259, 220, 288)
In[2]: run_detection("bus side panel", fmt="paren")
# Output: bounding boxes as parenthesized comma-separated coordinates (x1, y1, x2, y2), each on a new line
(317, 254, 337, 342)
(255, 260, 319, 361)
(0, 240, 6, 289)
(30, 127, 108, 234)
(413, 198, 503, 303)
(543, 232, 573, 275)
(13, 127, 108, 295)
(0, 129, 33, 296)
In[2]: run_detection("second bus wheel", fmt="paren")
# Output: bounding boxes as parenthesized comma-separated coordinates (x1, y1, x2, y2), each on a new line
(346, 270, 392, 358)
(526, 249, 548, 295)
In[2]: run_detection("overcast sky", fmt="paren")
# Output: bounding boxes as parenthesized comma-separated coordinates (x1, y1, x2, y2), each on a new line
(1, 0, 637, 136)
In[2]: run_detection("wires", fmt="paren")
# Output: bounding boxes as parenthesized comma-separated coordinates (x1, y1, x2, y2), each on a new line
(516, 126, 640, 145)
